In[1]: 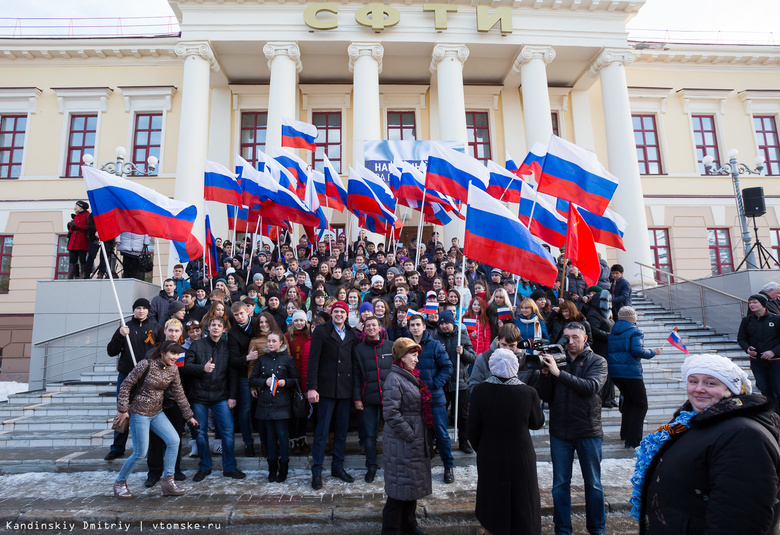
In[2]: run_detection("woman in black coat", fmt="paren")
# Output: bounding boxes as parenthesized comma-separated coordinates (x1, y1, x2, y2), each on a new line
(468, 347, 545, 535)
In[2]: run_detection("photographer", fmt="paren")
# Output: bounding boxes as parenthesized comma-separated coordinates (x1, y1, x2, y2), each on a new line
(535, 322, 608, 535)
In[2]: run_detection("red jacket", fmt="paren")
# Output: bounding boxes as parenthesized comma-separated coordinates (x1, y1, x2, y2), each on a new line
(285, 331, 311, 392)
(67, 211, 90, 251)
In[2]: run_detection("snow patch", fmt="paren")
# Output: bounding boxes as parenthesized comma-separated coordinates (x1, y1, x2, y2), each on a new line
(0, 381, 28, 402)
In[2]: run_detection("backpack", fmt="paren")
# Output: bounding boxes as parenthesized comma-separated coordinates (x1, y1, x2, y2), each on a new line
(598, 289, 612, 320)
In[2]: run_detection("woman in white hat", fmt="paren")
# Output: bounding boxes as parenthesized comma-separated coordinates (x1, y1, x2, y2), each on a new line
(631, 353, 780, 534)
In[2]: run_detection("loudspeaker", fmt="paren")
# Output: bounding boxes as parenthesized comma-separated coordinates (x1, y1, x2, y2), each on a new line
(743, 187, 766, 217)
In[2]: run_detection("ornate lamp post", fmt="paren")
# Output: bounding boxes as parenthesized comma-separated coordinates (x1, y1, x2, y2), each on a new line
(82, 146, 158, 177)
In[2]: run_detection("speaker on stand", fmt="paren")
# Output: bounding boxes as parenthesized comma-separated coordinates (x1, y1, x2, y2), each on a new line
(736, 187, 778, 270)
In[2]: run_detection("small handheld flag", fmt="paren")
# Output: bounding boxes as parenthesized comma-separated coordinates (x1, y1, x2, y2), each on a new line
(175, 352, 185, 368)
(270, 374, 279, 397)
(497, 307, 512, 321)
(667, 327, 689, 354)
(423, 302, 439, 315)
(406, 309, 418, 320)
(463, 317, 477, 334)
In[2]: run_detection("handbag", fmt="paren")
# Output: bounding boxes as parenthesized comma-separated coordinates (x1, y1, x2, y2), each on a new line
(111, 361, 151, 433)
(138, 245, 154, 273)
(292, 383, 310, 419)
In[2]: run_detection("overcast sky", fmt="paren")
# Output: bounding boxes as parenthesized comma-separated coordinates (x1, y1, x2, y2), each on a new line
(1, 0, 778, 43)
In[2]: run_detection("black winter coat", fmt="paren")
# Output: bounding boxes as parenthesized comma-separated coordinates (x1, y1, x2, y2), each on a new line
(610, 277, 632, 315)
(307, 321, 356, 399)
(432, 326, 477, 392)
(107, 317, 163, 376)
(582, 301, 613, 360)
(183, 336, 238, 404)
(738, 311, 780, 360)
(469, 381, 545, 535)
(249, 343, 299, 420)
(640, 394, 780, 535)
(535, 347, 608, 440)
(149, 290, 179, 324)
(352, 337, 394, 406)
(227, 322, 255, 378)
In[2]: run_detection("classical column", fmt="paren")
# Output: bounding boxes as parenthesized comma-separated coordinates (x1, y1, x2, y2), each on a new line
(430, 44, 469, 145)
(591, 48, 654, 285)
(173, 41, 218, 257)
(513, 45, 556, 150)
(348, 42, 383, 167)
(263, 42, 302, 150)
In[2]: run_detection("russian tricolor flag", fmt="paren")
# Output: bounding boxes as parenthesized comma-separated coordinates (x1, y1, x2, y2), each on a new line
(518, 180, 567, 247)
(505, 151, 521, 175)
(667, 327, 689, 354)
(465, 184, 558, 287)
(270, 374, 279, 396)
(397, 160, 427, 204)
(204, 160, 242, 206)
(462, 317, 477, 334)
(517, 142, 547, 184)
(281, 115, 318, 152)
(423, 301, 439, 315)
(227, 206, 260, 233)
(323, 155, 347, 212)
(82, 166, 197, 243)
(175, 352, 186, 367)
(304, 169, 331, 231)
(551, 197, 626, 251)
(271, 146, 310, 200)
(497, 307, 513, 321)
(347, 166, 395, 222)
(356, 164, 396, 213)
(205, 206, 219, 277)
(537, 135, 618, 216)
(236, 154, 278, 208)
(171, 235, 204, 264)
(425, 142, 490, 204)
(487, 160, 522, 203)
(260, 183, 321, 229)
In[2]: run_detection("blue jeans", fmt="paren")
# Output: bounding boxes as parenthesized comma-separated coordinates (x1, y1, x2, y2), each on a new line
(751, 359, 780, 412)
(192, 400, 237, 473)
(116, 412, 179, 482)
(432, 402, 454, 468)
(311, 397, 350, 475)
(550, 435, 605, 535)
(237, 377, 255, 446)
(110, 373, 129, 454)
(264, 419, 290, 463)
(362, 404, 381, 470)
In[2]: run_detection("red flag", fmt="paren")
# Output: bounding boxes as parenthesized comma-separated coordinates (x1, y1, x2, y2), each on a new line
(565, 204, 600, 287)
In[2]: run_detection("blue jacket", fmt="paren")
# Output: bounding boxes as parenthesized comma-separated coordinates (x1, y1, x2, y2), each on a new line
(611, 277, 632, 315)
(607, 319, 655, 379)
(513, 314, 549, 341)
(413, 329, 452, 406)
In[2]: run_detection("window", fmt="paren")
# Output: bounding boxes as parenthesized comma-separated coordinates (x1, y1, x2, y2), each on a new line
(131, 113, 162, 176)
(65, 114, 97, 178)
(754, 115, 780, 176)
(648, 228, 673, 283)
(692, 115, 720, 175)
(707, 228, 734, 275)
(466, 111, 491, 163)
(240, 112, 268, 168)
(387, 111, 416, 141)
(0, 235, 12, 293)
(313, 111, 342, 173)
(55, 234, 70, 279)
(633, 114, 662, 175)
(551, 112, 560, 137)
(0, 115, 27, 179)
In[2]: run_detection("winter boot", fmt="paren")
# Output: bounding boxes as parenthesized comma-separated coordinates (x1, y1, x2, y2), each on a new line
(113, 480, 132, 499)
(160, 475, 186, 496)
(67, 263, 78, 280)
(80, 262, 89, 279)
(268, 459, 278, 483)
(290, 437, 301, 455)
(276, 461, 289, 483)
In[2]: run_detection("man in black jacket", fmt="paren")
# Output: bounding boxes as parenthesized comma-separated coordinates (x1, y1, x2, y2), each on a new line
(609, 264, 631, 319)
(536, 322, 608, 535)
(227, 302, 259, 457)
(104, 298, 162, 461)
(307, 300, 357, 489)
(182, 288, 207, 324)
(183, 316, 245, 482)
(738, 293, 780, 412)
(352, 316, 393, 482)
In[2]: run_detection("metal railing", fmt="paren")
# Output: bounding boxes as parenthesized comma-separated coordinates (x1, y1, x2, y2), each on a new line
(637, 262, 748, 336)
(34, 316, 130, 388)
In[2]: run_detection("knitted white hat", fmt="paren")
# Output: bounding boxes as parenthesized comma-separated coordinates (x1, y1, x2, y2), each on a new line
(681, 353, 752, 395)
(489, 348, 519, 379)
(291, 310, 308, 323)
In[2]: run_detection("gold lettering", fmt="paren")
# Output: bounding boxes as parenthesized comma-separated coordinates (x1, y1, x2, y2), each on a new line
(355, 4, 400, 31)
(304, 3, 338, 30)
(422, 4, 457, 31)
(476, 6, 512, 33)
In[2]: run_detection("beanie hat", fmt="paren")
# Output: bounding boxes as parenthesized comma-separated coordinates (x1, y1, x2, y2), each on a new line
(331, 300, 349, 314)
(681, 354, 752, 395)
(167, 300, 185, 315)
(132, 298, 151, 310)
(750, 293, 769, 308)
(266, 291, 281, 303)
(253, 273, 264, 282)
(388, 267, 402, 276)
(392, 337, 422, 361)
(226, 267, 236, 275)
(76, 200, 89, 211)
(311, 289, 325, 299)
(358, 302, 374, 315)
(371, 275, 384, 286)
(292, 310, 308, 323)
(530, 289, 546, 301)
(491, 268, 502, 275)
(618, 306, 638, 324)
(586, 285, 604, 295)
(489, 348, 520, 379)
(438, 309, 455, 325)
(394, 293, 408, 304)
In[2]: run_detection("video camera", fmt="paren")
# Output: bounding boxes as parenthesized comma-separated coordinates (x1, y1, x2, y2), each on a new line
(519, 337, 568, 371)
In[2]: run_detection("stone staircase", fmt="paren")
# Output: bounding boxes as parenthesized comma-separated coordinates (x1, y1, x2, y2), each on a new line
(0, 291, 750, 448)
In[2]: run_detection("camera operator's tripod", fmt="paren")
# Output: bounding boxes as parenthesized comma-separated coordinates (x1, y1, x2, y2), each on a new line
(736, 216, 780, 270)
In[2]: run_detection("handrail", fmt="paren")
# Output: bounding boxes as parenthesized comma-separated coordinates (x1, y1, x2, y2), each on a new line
(34, 315, 132, 346)
(635, 262, 748, 303)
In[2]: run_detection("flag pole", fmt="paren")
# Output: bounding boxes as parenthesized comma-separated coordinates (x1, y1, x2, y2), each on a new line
(248, 214, 260, 275)
(155, 239, 164, 288)
(415, 189, 427, 268)
(101, 241, 137, 366)
(454, 195, 469, 446)
(231, 205, 237, 255)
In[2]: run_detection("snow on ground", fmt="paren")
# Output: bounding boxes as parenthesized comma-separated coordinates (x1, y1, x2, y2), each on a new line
(0, 459, 636, 500)
(0, 381, 28, 402)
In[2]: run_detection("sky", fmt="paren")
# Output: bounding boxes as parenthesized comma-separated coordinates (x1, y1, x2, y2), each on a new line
(1, 0, 778, 44)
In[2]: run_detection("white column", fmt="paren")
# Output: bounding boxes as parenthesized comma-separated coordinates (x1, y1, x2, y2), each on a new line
(173, 41, 217, 266)
(263, 42, 302, 150)
(430, 44, 469, 145)
(570, 89, 595, 151)
(206, 86, 232, 237)
(501, 87, 526, 157)
(513, 46, 556, 150)
(348, 42, 383, 167)
(591, 48, 654, 286)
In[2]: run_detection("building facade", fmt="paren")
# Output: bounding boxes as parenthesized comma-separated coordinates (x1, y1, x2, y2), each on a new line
(0, 0, 779, 381)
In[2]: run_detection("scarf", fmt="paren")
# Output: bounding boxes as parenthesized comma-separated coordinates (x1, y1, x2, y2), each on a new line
(394, 363, 434, 429)
(629, 409, 697, 520)
(485, 375, 523, 386)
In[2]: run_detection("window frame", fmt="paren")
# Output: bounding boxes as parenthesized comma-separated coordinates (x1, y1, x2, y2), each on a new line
(648, 228, 673, 284)
(770, 228, 780, 269)
(54, 87, 111, 179)
(632, 114, 664, 175)
(386, 110, 417, 141)
(707, 228, 734, 275)
(691, 114, 721, 175)
(312, 111, 343, 174)
(465, 111, 492, 164)
(64, 113, 98, 178)
(754, 115, 780, 176)
(239, 111, 268, 169)
(55, 234, 70, 280)
(130, 112, 162, 176)
(0, 88, 41, 180)
(0, 114, 28, 180)
(0, 234, 12, 294)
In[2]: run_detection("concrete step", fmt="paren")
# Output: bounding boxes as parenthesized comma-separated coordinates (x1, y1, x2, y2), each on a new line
(78, 371, 117, 383)
(0, 429, 114, 448)
(46, 383, 118, 394)
(0, 402, 115, 418)
(3, 415, 112, 432)
(4, 391, 113, 405)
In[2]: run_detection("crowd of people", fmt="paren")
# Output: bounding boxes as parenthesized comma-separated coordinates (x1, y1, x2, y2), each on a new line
(101, 228, 780, 535)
